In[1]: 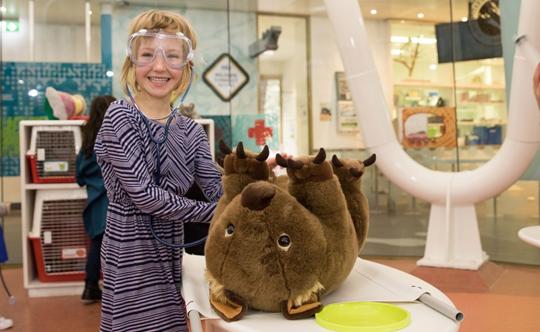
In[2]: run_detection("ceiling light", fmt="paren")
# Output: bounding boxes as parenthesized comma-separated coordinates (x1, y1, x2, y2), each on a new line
(417, 13, 425, 19)
(370, 9, 377, 15)
(429, 64, 437, 70)
(391, 36, 437, 45)
(391, 36, 409, 43)
(28, 89, 39, 97)
(0, 6, 6, 13)
(461, 17, 468, 22)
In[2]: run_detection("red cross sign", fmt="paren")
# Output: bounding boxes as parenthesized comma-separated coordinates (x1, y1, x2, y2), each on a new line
(248, 119, 273, 146)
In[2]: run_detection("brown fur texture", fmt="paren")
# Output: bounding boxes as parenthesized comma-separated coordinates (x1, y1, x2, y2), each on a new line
(270, 174, 289, 191)
(331, 154, 376, 251)
(205, 147, 359, 319)
(211, 141, 271, 227)
(206, 182, 327, 313)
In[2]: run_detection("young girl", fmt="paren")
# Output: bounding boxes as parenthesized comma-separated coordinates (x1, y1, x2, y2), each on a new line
(94, 10, 223, 331)
(76, 95, 116, 304)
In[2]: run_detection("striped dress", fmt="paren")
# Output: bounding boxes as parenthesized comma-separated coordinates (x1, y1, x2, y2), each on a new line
(94, 100, 223, 332)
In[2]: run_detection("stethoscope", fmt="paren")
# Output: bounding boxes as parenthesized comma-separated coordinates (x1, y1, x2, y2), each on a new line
(126, 71, 209, 249)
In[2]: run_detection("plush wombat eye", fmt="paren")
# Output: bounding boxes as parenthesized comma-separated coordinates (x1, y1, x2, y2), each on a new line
(225, 224, 235, 237)
(277, 234, 291, 251)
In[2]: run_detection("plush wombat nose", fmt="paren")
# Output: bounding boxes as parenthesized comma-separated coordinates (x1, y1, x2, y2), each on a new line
(241, 182, 276, 211)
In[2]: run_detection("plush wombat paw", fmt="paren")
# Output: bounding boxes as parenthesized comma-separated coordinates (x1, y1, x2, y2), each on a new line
(276, 148, 333, 183)
(331, 153, 376, 182)
(209, 289, 248, 322)
(219, 140, 270, 181)
(280, 296, 322, 320)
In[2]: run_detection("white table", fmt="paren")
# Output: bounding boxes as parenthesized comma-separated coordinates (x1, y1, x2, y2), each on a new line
(518, 225, 540, 247)
(182, 254, 461, 332)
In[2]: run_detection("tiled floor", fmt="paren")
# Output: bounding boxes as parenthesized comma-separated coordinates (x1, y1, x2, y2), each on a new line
(1, 256, 540, 332)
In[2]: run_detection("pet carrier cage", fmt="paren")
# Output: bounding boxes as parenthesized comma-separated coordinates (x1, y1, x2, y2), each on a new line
(29, 189, 89, 282)
(26, 125, 81, 183)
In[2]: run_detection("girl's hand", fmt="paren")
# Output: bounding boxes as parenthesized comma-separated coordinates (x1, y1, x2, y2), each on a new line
(268, 153, 290, 170)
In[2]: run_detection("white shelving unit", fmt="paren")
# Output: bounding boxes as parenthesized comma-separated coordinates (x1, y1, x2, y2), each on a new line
(19, 120, 86, 298)
(194, 119, 215, 160)
(19, 118, 215, 298)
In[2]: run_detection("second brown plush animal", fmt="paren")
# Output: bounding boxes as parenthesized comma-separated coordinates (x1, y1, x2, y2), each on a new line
(331, 154, 376, 251)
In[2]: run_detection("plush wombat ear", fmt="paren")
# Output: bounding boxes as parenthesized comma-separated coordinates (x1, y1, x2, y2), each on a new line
(331, 155, 343, 168)
(219, 140, 232, 155)
(313, 148, 326, 164)
(362, 153, 376, 167)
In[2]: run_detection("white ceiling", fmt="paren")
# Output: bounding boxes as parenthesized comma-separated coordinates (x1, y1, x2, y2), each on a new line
(259, 0, 468, 22)
(3, 0, 469, 25)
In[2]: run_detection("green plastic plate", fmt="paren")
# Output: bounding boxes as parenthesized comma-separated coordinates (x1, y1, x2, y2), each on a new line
(315, 301, 411, 332)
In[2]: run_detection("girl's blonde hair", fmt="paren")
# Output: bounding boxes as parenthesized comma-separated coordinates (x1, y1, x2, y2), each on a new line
(120, 10, 197, 101)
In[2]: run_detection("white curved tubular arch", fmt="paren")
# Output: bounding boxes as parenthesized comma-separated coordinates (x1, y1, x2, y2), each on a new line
(325, 0, 540, 269)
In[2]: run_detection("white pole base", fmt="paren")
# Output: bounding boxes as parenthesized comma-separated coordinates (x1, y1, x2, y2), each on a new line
(417, 204, 489, 270)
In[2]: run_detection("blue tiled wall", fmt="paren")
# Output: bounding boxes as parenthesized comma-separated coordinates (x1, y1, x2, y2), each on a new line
(1, 62, 112, 176)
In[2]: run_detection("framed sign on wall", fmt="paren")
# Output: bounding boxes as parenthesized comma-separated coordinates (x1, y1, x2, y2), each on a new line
(203, 53, 249, 102)
(335, 71, 358, 132)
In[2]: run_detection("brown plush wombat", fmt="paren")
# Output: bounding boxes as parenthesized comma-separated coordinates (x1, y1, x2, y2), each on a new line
(205, 147, 359, 321)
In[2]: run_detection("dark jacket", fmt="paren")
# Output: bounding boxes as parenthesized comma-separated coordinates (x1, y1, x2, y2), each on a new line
(76, 151, 108, 239)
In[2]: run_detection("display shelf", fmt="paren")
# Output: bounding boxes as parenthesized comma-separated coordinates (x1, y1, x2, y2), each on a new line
(457, 121, 507, 125)
(458, 101, 505, 105)
(19, 120, 87, 298)
(394, 81, 507, 146)
(24, 183, 81, 190)
(395, 81, 505, 90)
(26, 280, 85, 298)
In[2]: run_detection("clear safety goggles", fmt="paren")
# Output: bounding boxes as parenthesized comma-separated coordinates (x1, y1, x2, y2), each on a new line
(127, 29, 194, 69)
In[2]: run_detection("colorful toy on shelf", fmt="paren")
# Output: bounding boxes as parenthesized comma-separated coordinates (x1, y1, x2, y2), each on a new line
(44, 87, 88, 120)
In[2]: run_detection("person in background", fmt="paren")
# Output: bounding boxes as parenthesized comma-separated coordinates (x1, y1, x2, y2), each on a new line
(76, 95, 116, 304)
(534, 62, 540, 110)
(0, 202, 13, 330)
(94, 10, 223, 332)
